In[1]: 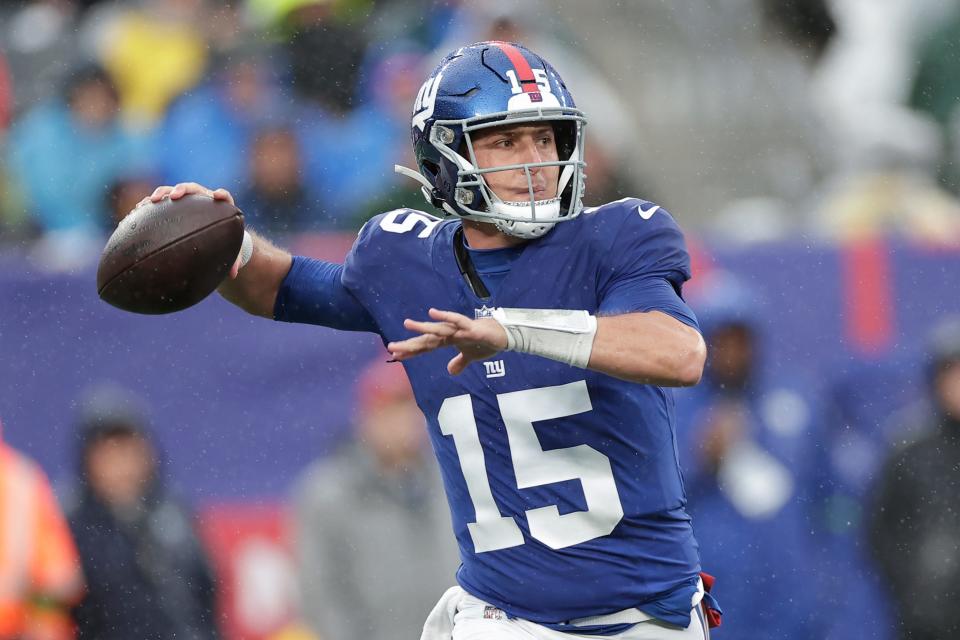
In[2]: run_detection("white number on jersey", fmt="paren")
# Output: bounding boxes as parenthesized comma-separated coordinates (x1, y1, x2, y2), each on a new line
(438, 381, 625, 552)
(378, 210, 441, 238)
(439, 396, 525, 553)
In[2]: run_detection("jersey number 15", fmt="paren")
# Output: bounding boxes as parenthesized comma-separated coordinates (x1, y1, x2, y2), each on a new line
(439, 381, 625, 553)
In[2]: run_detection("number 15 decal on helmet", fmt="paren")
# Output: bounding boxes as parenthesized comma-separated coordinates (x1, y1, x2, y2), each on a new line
(395, 41, 587, 240)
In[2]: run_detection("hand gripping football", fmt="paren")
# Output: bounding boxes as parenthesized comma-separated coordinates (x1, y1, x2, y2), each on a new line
(96, 194, 245, 314)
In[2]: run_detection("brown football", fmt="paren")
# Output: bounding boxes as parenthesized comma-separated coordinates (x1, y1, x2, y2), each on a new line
(97, 194, 244, 314)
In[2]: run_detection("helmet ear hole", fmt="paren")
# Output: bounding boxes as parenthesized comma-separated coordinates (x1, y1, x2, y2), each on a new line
(422, 160, 440, 180)
(424, 159, 455, 208)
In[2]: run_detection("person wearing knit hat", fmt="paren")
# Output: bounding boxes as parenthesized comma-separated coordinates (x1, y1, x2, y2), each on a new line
(291, 356, 458, 640)
(869, 317, 960, 639)
(0, 416, 84, 640)
(64, 383, 222, 640)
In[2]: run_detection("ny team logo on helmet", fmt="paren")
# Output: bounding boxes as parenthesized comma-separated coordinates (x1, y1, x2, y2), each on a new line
(395, 41, 587, 239)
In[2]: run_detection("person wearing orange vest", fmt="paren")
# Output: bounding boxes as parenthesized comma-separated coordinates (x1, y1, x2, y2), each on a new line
(0, 418, 84, 640)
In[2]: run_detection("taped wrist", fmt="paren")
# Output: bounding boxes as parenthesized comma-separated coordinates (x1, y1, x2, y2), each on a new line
(238, 230, 254, 269)
(490, 308, 598, 368)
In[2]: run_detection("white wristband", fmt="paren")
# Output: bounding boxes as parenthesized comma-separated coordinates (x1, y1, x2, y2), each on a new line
(238, 230, 254, 269)
(490, 308, 598, 368)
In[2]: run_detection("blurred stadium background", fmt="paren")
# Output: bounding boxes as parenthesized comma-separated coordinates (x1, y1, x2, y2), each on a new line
(2, 0, 960, 638)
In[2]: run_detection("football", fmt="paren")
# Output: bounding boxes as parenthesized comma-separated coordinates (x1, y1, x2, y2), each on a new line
(96, 194, 245, 314)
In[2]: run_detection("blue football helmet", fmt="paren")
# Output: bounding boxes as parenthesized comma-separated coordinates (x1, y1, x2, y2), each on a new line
(395, 41, 587, 239)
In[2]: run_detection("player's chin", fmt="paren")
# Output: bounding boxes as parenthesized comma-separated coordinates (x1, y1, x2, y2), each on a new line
(507, 188, 552, 201)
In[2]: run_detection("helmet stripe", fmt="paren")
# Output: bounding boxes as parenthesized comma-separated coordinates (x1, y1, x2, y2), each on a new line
(492, 41, 539, 93)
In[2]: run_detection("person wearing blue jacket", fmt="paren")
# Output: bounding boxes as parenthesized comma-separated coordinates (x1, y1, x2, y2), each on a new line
(676, 274, 824, 639)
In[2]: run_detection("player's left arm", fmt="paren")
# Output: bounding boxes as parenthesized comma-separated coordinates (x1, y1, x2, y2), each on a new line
(584, 202, 705, 385)
(390, 307, 704, 386)
(589, 310, 704, 385)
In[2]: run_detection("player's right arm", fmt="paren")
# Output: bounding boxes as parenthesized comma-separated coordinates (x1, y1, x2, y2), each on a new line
(144, 183, 377, 332)
(217, 228, 291, 317)
(145, 183, 291, 317)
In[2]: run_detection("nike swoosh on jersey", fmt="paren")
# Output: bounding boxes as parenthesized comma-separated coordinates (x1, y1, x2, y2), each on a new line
(637, 204, 660, 220)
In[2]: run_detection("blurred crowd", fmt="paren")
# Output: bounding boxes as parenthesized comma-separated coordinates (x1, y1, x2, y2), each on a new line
(0, 0, 649, 270)
(2, 0, 960, 639)
(677, 277, 960, 640)
(0, 0, 958, 266)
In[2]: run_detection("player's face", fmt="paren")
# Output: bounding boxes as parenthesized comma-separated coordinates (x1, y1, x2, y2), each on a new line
(471, 123, 560, 203)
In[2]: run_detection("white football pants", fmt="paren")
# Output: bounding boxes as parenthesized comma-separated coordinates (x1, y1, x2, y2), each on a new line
(421, 587, 709, 640)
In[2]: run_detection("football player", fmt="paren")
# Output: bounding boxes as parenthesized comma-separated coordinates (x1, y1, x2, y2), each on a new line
(145, 42, 718, 640)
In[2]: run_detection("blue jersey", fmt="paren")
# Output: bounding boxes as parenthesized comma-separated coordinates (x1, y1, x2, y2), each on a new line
(282, 198, 702, 625)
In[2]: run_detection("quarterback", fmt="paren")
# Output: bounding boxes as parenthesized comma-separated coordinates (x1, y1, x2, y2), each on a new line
(146, 42, 718, 639)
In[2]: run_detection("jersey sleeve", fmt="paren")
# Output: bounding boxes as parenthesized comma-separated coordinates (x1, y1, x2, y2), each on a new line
(273, 256, 379, 333)
(340, 215, 380, 296)
(339, 211, 445, 340)
(597, 202, 699, 329)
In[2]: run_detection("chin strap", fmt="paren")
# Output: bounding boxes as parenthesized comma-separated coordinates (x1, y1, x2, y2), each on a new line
(394, 164, 461, 217)
(394, 164, 436, 207)
(394, 164, 433, 191)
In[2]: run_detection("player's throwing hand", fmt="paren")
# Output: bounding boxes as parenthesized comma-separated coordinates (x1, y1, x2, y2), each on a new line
(388, 308, 508, 375)
(135, 182, 244, 279)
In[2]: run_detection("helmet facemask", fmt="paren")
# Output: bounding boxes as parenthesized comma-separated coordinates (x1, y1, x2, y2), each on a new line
(433, 109, 586, 239)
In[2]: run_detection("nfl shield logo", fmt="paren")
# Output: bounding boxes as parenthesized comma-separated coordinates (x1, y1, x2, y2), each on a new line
(483, 606, 505, 620)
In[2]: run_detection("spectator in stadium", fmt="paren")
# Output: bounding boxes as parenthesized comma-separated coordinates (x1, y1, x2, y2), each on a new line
(804, 0, 959, 246)
(65, 385, 221, 640)
(0, 418, 84, 640)
(155, 49, 289, 191)
(291, 357, 459, 640)
(81, 0, 209, 128)
(5, 64, 149, 267)
(236, 125, 326, 234)
(869, 317, 960, 639)
(675, 274, 822, 639)
(819, 359, 907, 640)
(296, 47, 424, 225)
(0, 0, 81, 114)
(280, 1, 367, 116)
(319, 47, 445, 225)
(106, 174, 161, 227)
(909, 4, 960, 193)
(807, 0, 960, 248)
